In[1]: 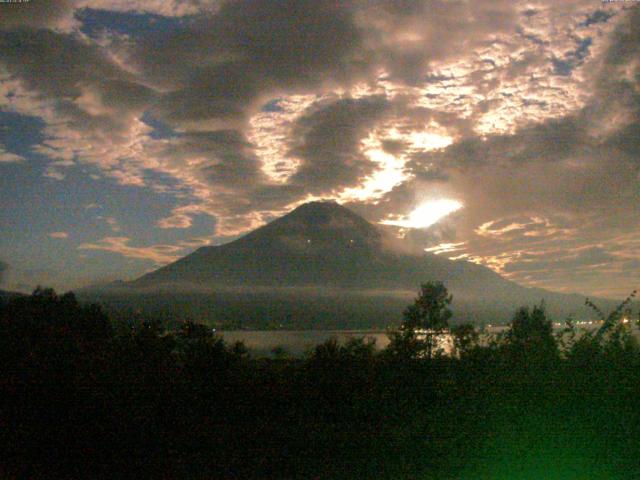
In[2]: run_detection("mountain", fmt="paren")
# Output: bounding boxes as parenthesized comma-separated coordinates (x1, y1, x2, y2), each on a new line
(85, 201, 615, 327)
(132, 201, 507, 293)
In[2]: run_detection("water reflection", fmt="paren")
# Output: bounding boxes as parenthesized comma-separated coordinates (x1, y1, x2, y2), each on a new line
(219, 323, 635, 358)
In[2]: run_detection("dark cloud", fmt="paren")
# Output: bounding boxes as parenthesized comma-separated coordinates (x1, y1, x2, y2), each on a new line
(589, 7, 640, 158)
(127, 0, 523, 127)
(419, 115, 585, 171)
(186, 130, 264, 187)
(0, 28, 156, 140)
(134, 0, 368, 128)
(599, 6, 640, 68)
(288, 95, 390, 194)
(551, 37, 592, 76)
(580, 10, 614, 28)
(0, 0, 74, 30)
(381, 139, 408, 155)
(151, 128, 266, 208)
(154, 62, 262, 129)
(0, 29, 121, 98)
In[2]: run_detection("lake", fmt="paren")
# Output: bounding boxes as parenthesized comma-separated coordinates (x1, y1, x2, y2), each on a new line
(218, 328, 496, 356)
(218, 322, 625, 357)
(218, 330, 392, 356)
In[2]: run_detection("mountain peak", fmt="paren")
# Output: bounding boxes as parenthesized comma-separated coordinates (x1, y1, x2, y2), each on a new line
(241, 200, 381, 249)
(186, 201, 380, 255)
(284, 200, 363, 222)
(285, 200, 354, 219)
(290, 200, 342, 210)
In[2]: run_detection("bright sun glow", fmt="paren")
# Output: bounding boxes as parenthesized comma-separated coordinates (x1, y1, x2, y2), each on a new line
(406, 131, 453, 151)
(380, 199, 463, 229)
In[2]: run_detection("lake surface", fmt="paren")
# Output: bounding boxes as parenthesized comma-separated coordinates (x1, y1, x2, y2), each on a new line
(218, 322, 630, 357)
(219, 330, 391, 356)
(218, 328, 501, 356)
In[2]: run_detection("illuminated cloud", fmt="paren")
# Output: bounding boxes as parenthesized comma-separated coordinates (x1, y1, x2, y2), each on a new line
(104, 217, 121, 233)
(78, 237, 184, 264)
(78, 0, 222, 17)
(48, 232, 69, 239)
(0, 149, 24, 163)
(381, 200, 463, 229)
(424, 242, 467, 255)
(157, 204, 208, 229)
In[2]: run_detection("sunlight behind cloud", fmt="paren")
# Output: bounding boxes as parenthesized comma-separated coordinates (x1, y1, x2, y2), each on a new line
(407, 131, 453, 151)
(380, 199, 463, 229)
(338, 133, 408, 202)
(338, 127, 453, 203)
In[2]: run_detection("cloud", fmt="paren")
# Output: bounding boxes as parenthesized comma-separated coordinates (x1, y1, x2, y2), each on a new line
(358, 0, 520, 85)
(0, 0, 76, 31)
(0, 148, 24, 163)
(2, 0, 621, 225)
(157, 204, 208, 229)
(78, 0, 222, 17)
(48, 231, 69, 239)
(475, 216, 575, 241)
(124, 0, 368, 131)
(1, 0, 638, 296)
(104, 217, 121, 232)
(78, 236, 184, 264)
(355, 6, 640, 297)
(0, 29, 143, 105)
(287, 95, 391, 194)
(502, 246, 617, 274)
(0, 27, 158, 189)
(157, 214, 192, 229)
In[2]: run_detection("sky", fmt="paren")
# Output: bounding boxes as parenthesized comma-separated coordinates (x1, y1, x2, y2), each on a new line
(0, 0, 638, 298)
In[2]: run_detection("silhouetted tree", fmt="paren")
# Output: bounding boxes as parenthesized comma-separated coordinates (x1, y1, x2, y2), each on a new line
(230, 340, 249, 360)
(390, 282, 452, 358)
(505, 304, 558, 362)
(342, 336, 376, 361)
(567, 291, 640, 368)
(3, 281, 640, 479)
(176, 320, 227, 373)
(588, 289, 637, 340)
(310, 337, 342, 363)
(385, 328, 423, 360)
(451, 323, 479, 357)
(271, 345, 290, 360)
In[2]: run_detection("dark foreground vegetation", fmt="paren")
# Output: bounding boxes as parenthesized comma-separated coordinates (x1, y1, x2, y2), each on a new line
(1, 284, 639, 479)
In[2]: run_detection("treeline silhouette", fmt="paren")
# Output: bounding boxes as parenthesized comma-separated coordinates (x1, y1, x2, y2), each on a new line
(1, 284, 639, 479)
